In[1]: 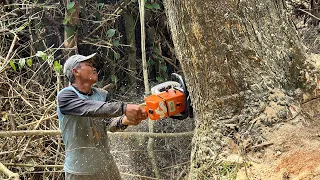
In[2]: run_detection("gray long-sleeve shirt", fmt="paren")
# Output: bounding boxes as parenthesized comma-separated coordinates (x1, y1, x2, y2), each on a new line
(58, 86, 128, 132)
(57, 86, 127, 175)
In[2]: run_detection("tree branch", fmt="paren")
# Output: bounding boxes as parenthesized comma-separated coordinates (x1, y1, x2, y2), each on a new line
(0, 162, 19, 180)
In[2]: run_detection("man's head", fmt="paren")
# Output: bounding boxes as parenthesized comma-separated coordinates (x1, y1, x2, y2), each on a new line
(64, 53, 97, 83)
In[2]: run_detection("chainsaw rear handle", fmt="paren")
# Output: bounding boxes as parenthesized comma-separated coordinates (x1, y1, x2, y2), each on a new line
(170, 73, 193, 120)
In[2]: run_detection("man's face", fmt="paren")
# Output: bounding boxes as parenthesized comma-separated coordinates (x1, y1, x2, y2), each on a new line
(73, 60, 98, 84)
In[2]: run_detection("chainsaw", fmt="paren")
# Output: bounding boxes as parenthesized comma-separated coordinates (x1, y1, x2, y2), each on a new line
(143, 73, 193, 120)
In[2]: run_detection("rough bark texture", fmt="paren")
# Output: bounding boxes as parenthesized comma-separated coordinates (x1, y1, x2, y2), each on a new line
(124, 0, 137, 87)
(164, 0, 311, 178)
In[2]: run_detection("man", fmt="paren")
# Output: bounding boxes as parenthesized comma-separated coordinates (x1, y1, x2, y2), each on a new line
(57, 53, 148, 180)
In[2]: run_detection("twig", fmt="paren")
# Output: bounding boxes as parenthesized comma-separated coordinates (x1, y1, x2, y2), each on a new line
(17, 114, 57, 129)
(18, 103, 55, 161)
(152, 51, 179, 70)
(298, 8, 320, 21)
(4, 163, 63, 168)
(0, 162, 19, 180)
(0, 34, 18, 74)
(249, 142, 273, 150)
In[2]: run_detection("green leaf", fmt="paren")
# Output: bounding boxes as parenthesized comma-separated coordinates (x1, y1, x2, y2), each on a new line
(67, 1, 75, 10)
(1, 112, 8, 121)
(147, 58, 154, 66)
(107, 29, 116, 37)
(120, 86, 126, 92)
(152, 3, 161, 9)
(152, 46, 161, 53)
(113, 40, 119, 47)
(97, 3, 104, 9)
(19, 58, 26, 69)
(160, 65, 167, 71)
(111, 75, 118, 83)
(156, 76, 164, 82)
(69, 8, 76, 14)
(36, 51, 48, 60)
(131, 0, 137, 2)
(26, 59, 33, 67)
(114, 52, 120, 60)
(145, 3, 153, 9)
(54, 61, 61, 72)
(63, 16, 71, 25)
(9, 61, 16, 71)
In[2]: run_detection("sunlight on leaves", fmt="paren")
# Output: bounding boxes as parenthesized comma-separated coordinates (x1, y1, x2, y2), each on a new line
(1, 112, 8, 121)
(9, 61, 16, 71)
(36, 51, 48, 61)
(26, 59, 33, 67)
(19, 58, 26, 69)
(54, 61, 61, 72)
(67, 1, 75, 10)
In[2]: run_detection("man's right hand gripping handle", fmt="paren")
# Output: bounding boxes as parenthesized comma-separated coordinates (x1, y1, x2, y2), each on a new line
(124, 104, 148, 122)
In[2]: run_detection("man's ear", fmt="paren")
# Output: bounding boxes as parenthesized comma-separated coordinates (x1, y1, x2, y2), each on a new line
(72, 68, 79, 76)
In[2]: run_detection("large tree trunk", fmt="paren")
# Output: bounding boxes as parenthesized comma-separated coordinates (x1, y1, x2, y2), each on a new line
(164, 0, 313, 179)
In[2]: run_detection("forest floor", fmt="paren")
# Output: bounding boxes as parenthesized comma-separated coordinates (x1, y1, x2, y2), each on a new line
(236, 98, 320, 180)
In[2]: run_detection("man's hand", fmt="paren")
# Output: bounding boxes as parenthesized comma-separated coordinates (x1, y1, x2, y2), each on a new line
(121, 116, 144, 126)
(124, 104, 148, 123)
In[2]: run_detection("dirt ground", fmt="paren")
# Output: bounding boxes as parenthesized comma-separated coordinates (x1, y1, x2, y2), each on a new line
(237, 98, 320, 180)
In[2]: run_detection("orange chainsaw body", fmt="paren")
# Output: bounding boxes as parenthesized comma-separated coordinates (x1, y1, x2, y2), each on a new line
(144, 89, 186, 120)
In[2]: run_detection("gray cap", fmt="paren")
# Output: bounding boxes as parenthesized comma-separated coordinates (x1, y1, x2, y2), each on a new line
(63, 53, 96, 80)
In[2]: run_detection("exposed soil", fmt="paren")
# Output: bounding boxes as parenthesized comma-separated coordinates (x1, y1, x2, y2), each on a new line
(237, 98, 320, 180)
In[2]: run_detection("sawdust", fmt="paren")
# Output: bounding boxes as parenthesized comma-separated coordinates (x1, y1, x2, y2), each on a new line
(236, 98, 320, 180)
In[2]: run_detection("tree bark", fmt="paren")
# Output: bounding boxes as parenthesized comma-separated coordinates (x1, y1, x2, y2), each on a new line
(124, 0, 137, 88)
(164, 0, 312, 178)
(311, 0, 320, 26)
(64, 0, 80, 55)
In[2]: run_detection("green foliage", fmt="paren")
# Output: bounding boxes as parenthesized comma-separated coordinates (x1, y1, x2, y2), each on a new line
(9, 61, 16, 71)
(53, 61, 61, 72)
(145, 2, 161, 10)
(114, 51, 120, 60)
(1, 112, 8, 121)
(63, 1, 76, 25)
(36, 51, 48, 61)
(66, 1, 75, 10)
(107, 29, 116, 37)
(113, 39, 120, 47)
(111, 75, 118, 83)
(147, 58, 154, 66)
(63, 16, 71, 25)
(156, 76, 164, 82)
(19, 58, 26, 69)
(26, 59, 33, 67)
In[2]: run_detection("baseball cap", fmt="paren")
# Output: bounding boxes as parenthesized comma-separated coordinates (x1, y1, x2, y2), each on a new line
(63, 53, 96, 80)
